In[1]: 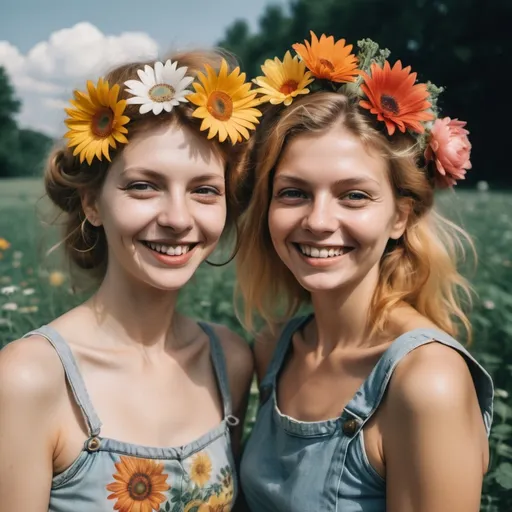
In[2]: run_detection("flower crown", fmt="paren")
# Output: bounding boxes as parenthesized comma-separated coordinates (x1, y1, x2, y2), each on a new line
(64, 58, 262, 165)
(253, 32, 471, 189)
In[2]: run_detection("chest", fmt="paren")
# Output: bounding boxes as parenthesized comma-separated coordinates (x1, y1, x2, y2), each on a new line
(276, 352, 381, 422)
(86, 354, 223, 445)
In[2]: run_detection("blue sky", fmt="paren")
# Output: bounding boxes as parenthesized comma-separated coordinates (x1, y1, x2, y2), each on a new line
(0, 0, 287, 134)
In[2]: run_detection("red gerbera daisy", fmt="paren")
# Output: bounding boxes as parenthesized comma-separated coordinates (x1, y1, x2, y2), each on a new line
(359, 60, 434, 136)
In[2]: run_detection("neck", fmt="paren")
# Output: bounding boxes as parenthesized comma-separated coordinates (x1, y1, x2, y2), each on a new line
(309, 265, 380, 353)
(85, 264, 181, 350)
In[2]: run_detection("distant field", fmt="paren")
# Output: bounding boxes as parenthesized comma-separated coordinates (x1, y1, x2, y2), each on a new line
(0, 178, 44, 206)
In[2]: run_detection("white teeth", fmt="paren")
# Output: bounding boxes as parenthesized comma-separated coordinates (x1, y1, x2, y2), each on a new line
(145, 242, 191, 255)
(298, 244, 346, 258)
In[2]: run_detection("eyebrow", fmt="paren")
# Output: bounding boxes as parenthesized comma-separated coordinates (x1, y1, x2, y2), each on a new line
(274, 174, 380, 187)
(122, 168, 224, 183)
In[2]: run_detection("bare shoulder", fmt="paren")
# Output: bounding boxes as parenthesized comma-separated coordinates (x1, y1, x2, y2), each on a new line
(388, 341, 477, 415)
(0, 335, 66, 409)
(207, 323, 254, 385)
(253, 323, 285, 384)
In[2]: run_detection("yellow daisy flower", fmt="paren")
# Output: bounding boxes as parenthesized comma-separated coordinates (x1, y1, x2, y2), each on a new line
(187, 59, 262, 145)
(189, 452, 212, 487)
(64, 78, 130, 165)
(253, 51, 314, 106)
(106, 456, 170, 512)
(0, 238, 10, 251)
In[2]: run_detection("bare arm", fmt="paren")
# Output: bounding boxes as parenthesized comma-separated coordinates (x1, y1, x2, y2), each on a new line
(0, 337, 64, 511)
(384, 343, 489, 512)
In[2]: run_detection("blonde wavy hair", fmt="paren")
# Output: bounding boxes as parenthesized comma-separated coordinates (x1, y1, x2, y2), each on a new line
(236, 92, 473, 341)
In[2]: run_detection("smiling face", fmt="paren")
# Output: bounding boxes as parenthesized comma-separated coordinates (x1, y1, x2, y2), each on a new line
(83, 122, 227, 291)
(268, 123, 409, 295)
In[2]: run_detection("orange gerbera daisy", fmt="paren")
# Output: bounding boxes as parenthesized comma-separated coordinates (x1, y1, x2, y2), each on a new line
(292, 31, 360, 83)
(106, 456, 170, 512)
(359, 60, 434, 136)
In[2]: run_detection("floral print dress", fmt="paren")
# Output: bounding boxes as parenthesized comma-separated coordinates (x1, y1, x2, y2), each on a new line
(24, 323, 239, 512)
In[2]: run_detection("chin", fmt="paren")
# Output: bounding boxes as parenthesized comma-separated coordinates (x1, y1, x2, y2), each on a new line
(294, 274, 347, 294)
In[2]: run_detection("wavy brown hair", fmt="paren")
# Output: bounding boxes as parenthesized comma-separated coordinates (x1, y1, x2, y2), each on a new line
(44, 49, 245, 282)
(236, 92, 473, 340)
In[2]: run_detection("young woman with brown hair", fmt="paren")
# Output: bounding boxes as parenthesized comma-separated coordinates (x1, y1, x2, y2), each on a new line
(0, 50, 258, 511)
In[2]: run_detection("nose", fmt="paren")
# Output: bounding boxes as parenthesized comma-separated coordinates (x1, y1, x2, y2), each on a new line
(157, 193, 193, 234)
(302, 196, 338, 234)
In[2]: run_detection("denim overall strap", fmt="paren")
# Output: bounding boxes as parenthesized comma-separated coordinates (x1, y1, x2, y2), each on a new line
(321, 327, 494, 511)
(342, 327, 494, 434)
(198, 322, 236, 423)
(259, 314, 314, 395)
(23, 325, 102, 437)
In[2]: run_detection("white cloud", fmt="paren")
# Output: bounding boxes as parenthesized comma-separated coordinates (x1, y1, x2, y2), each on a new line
(0, 22, 159, 136)
(42, 98, 69, 110)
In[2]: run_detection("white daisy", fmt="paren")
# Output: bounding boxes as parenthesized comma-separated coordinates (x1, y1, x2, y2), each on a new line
(124, 60, 194, 115)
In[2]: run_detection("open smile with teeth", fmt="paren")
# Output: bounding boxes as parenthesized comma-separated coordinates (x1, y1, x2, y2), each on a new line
(295, 244, 352, 259)
(142, 241, 196, 256)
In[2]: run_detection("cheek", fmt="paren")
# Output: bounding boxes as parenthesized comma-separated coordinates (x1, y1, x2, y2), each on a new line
(197, 202, 227, 240)
(345, 206, 397, 243)
(268, 203, 297, 242)
(103, 200, 157, 235)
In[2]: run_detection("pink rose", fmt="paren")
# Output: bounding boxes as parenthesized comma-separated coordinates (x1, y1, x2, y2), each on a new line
(424, 117, 472, 188)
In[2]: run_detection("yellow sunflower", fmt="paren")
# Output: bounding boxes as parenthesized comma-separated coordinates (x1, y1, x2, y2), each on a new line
(198, 491, 232, 512)
(187, 59, 262, 145)
(106, 456, 170, 512)
(64, 78, 130, 165)
(253, 51, 314, 106)
(189, 452, 213, 487)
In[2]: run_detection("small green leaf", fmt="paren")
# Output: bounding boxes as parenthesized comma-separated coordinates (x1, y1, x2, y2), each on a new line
(494, 463, 512, 490)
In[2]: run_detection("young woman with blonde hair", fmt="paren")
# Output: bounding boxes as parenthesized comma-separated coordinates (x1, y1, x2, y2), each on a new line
(0, 49, 258, 511)
(237, 34, 493, 511)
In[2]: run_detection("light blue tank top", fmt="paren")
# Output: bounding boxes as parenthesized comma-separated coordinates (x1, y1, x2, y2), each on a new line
(240, 315, 494, 512)
(24, 323, 239, 512)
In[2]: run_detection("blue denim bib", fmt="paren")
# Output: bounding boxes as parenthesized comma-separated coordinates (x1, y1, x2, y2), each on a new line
(240, 315, 493, 512)
(24, 323, 238, 512)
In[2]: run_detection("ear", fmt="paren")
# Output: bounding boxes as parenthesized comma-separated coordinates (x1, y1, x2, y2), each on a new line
(389, 199, 411, 240)
(81, 191, 102, 227)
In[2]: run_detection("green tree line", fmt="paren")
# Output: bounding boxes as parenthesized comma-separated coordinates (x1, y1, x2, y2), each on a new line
(0, 67, 53, 179)
(219, 0, 509, 188)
